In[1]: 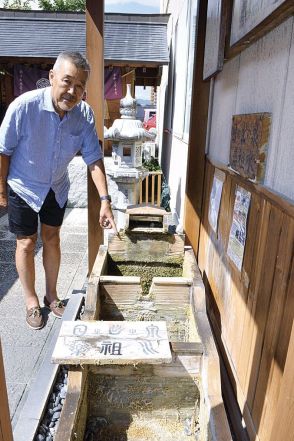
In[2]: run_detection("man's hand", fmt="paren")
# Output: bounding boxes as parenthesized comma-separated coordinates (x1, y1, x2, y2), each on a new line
(0, 192, 7, 207)
(99, 200, 118, 234)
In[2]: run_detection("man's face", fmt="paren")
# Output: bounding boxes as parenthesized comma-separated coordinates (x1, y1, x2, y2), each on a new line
(49, 60, 88, 117)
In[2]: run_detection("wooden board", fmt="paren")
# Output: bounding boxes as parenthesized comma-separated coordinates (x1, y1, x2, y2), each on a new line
(269, 319, 294, 441)
(108, 232, 185, 261)
(0, 340, 13, 441)
(83, 245, 108, 320)
(203, 0, 229, 80)
(54, 369, 87, 441)
(52, 321, 172, 365)
(229, 113, 271, 183)
(253, 215, 294, 439)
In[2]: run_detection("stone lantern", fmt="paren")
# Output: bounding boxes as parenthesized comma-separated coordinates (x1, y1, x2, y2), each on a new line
(104, 84, 156, 229)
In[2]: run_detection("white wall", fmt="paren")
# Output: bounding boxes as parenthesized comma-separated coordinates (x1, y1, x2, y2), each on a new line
(208, 16, 294, 201)
(159, 0, 197, 229)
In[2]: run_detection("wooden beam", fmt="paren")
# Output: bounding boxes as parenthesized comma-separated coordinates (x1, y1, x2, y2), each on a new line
(54, 368, 87, 441)
(184, 0, 210, 256)
(86, 0, 104, 273)
(0, 339, 13, 441)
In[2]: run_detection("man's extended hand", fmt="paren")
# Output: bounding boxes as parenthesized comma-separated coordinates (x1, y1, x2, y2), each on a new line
(99, 200, 118, 234)
(0, 192, 7, 207)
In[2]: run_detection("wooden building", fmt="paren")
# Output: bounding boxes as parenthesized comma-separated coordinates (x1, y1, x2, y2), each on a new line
(1, 1, 294, 440)
(159, 1, 294, 440)
(0, 8, 169, 156)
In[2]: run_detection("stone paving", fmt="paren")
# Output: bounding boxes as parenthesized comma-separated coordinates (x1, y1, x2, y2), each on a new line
(0, 208, 89, 427)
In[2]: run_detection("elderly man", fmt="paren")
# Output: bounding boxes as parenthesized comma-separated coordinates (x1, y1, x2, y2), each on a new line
(0, 51, 116, 330)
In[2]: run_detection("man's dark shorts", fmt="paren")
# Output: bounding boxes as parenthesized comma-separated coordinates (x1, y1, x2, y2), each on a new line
(8, 186, 67, 236)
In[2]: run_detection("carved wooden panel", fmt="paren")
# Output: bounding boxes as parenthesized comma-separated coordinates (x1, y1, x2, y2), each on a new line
(229, 113, 271, 183)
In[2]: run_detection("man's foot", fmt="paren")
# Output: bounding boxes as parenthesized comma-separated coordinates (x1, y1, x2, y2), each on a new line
(43, 296, 65, 318)
(26, 306, 44, 330)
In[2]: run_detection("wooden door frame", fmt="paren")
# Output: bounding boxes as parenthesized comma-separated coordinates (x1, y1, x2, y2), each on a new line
(184, 0, 210, 257)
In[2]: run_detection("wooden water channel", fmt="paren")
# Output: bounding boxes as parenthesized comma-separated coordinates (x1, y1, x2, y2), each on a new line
(51, 207, 231, 441)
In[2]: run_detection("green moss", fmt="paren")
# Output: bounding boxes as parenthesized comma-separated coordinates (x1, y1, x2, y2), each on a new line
(108, 257, 183, 296)
(110, 253, 184, 265)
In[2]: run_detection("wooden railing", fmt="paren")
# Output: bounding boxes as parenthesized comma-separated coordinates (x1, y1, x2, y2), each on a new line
(139, 171, 162, 206)
(0, 339, 13, 441)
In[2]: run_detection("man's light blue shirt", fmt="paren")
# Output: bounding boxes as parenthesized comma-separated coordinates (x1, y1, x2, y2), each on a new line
(0, 87, 102, 212)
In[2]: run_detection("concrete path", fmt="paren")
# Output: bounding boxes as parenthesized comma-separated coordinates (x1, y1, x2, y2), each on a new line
(0, 208, 89, 428)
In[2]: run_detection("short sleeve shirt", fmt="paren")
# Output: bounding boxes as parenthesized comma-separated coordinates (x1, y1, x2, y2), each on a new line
(0, 87, 103, 212)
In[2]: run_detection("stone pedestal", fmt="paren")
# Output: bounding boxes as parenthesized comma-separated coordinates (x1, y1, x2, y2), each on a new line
(105, 157, 148, 230)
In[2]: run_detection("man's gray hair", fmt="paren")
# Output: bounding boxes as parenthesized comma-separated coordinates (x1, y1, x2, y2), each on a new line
(53, 51, 91, 74)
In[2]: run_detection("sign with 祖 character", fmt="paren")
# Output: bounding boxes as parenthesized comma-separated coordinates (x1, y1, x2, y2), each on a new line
(227, 186, 251, 271)
(52, 321, 172, 365)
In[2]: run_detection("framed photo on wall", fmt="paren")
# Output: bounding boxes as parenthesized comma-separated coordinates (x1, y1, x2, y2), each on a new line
(203, 0, 230, 80)
(229, 0, 294, 53)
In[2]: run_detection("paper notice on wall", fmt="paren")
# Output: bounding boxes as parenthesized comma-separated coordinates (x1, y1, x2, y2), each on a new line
(208, 171, 225, 234)
(227, 186, 251, 271)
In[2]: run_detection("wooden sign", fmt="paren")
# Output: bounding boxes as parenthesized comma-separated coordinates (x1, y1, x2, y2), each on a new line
(52, 321, 172, 365)
(230, 0, 294, 48)
(229, 113, 271, 183)
(203, 0, 229, 80)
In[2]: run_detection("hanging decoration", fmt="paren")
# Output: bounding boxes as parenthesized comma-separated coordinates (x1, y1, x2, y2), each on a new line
(104, 66, 123, 100)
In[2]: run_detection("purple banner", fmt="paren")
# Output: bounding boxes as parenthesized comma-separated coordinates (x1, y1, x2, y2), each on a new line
(14, 64, 123, 100)
(14, 64, 50, 97)
(104, 67, 122, 100)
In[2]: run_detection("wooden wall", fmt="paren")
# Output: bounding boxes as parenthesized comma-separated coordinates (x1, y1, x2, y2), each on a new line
(208, 16, 294, 202)
(198, 158, 294, 441)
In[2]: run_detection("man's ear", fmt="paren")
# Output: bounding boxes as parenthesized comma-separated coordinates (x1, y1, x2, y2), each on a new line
(49, 69, 54, 86)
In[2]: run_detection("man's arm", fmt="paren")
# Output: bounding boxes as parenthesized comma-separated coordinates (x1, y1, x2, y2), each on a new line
(0, 154, 10, 207)
(88, 159, 117, 233)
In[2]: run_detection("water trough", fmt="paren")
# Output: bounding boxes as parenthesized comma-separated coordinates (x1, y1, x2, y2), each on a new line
(38, 206, 232, 441)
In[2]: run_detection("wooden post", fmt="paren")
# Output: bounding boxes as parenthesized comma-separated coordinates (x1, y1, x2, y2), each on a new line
(145, 174, 149, 204)
(157, 173, 162, 206)
(0, 339, 13, 441)
(183, 0, 210, 255)
(151, 174, 155, 205)
(86, 0, 104, 273)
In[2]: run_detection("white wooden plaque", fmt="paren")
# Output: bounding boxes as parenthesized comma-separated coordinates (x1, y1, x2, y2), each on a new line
(52, 321, 172, 365)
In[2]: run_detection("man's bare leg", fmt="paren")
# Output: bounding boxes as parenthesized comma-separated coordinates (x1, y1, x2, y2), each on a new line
(41, 224, 61, 302)
(15, 234, 39, 309)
